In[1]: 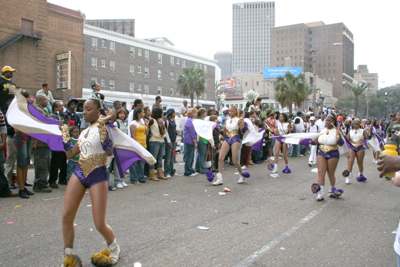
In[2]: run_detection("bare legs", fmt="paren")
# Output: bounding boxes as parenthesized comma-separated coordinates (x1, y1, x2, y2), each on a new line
(317, 155, 338, 187)
(218, 141, 242, 174)
(62, 175, 114, 249)
(16, 166, 27, 191)
(274, 142, 288, 165)
(347, 149, 365, 174)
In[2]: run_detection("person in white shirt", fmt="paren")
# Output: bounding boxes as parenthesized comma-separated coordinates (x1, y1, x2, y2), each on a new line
(307, 116, 319, 166)
(127, 99, 144, 136)
(316, 113, 326, 131)
(293, 111, 305, 157)
(36, 83, 55, 112)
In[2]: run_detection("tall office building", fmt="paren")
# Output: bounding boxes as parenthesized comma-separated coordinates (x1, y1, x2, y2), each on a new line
(232, 1, 275, 77)
(355, 65, 378, 93)
(271, 21, 354, 98)
(214, 51, 232, 79)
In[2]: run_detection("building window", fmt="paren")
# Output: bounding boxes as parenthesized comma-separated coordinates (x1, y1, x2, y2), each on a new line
(144, 67, 149, 78)
(144, 84, 149, 94)
(158, 53, 162, 64)
(138, 66, 142, 74)
(101, 39, 106, 47)
(130, 64, 134, 75)
(145, 50, 149, 61)
(158, 69, 162, 80)
(170, 71, 174, 81)
(137, 83, 141, 91)
(92, 37, 97, 49)
(130, 46, 135, 57)
(170, 56, 174, 66)
(100, 78, 105, 87)
(157, 86, 162, 95)
(176, 88, 179, 96)
(109, 79, 115, 89)
(256, 81, 259, 86)
(277, 57, 279, 61)
(101, 59, 106, 67)
(91, 77, 97, 85)
(129, 82, 134, 93)
(176, 58, 180, 65)
(138, 48, 142, 56)
(204, 65, 207, 73)
(110, 42, 115, 53)
(91, 57, 97, 69)
(204, 92, 207, 99)
(182, 59, 186, 67)
(170, 88, 174, 96)
(245, 82, 248, 86)
(195, 63, 198, 68)
(110, 61, 115, 72)
(333, 69, 336, 73)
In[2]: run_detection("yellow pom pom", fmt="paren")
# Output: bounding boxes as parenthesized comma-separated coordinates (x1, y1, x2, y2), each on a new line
(91, 248, 113, 267)
(63, 254, 82, 267)
(101, 248, 111, 257)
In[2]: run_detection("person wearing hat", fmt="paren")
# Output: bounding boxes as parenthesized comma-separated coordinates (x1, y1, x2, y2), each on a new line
(164, 108, 177, 178)
(220, 107, 230, 129)
(64, 98, 80, 129)
(307, 116, 319, 167)
(0, 66, 16, 115)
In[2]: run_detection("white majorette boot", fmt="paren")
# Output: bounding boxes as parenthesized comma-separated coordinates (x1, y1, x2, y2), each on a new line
(213, 173, 223, 186)
(316, 185, 324, 201)
(345, 172, 351, 184)
(237, 175, 245, 184)
(108, 237, 121, 265)
(270, 164, 279, 178)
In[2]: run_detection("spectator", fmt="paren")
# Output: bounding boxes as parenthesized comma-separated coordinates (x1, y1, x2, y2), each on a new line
(91, 82, 100, 97)
(66, 126, 79, 182)
(195, 108, 208, 174)
(180, 100, 189, 116)
(152, 96, 162, 110)
(65, 98, 80, 128)
(36, 82, 55, 112)
(220, 107, 229, 129)
(164, 108, 177, 178)
(210, 115, 221, 172)
(62, 98, 68, 112)
(48, 101, 69, 188)
(0, 110, 17, 198)
(183, 108, 198, 177)
(148, 107, 167, 180)
(129, 108, 149, 184)
(32, 95, 52, 193)
(127, 99, 144, 134)
(0, 65, 16, 114)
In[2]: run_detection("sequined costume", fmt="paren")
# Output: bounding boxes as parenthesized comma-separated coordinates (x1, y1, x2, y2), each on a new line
(348, 129, 365, 152)
(317, 128, 344, 159)
(63, 120, 113, 188)
(224, 117, 247, 145)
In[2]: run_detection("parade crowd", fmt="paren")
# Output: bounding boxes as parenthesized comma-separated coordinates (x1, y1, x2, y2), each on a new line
(2, 65, 400, 266)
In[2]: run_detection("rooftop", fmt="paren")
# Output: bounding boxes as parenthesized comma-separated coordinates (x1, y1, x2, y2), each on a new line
(47, 2, 84, 21)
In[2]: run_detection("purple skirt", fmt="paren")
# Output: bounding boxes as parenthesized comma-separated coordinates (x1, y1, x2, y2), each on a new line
(318, 149, 339, 159)
(224, 135, 241, 145)
(350, 145, 364, 152)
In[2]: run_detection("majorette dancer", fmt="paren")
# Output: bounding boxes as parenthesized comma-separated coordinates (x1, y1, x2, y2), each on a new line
(60, 97, 120, 267)
(310, 113, 345, 201)
(269, 113, 292, 178)
(211, 106, 250, 185)
(342, 118, 371, 184)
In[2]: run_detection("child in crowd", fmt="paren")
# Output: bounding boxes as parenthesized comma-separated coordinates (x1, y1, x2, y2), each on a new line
(210, 115, 221, 172)
(115, 108, 128, 135)
(66, 126, 79, 182)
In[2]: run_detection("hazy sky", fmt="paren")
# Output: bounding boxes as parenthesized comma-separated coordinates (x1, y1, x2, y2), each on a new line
(49, 0, 399, 88)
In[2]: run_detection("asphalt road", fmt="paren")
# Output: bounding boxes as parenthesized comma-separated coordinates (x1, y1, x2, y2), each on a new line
(1, 151, 399, 267)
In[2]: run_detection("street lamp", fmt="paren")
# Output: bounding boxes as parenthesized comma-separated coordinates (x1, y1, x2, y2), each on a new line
(311, 42, 342, 114)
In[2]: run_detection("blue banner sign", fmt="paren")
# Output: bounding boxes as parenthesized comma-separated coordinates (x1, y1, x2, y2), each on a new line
(263, 67, 302, 79)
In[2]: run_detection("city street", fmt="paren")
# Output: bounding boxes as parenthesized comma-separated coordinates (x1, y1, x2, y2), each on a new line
(1, 151, 398, 267)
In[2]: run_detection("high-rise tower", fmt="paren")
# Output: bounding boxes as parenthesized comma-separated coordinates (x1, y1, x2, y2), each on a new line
(232, 1, 275, 77)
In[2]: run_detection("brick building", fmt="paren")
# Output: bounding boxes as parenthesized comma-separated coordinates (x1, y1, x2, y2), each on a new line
(271, 21, 354, 98)
(0, 1, 84, 99)
(83, 24, 219, 110)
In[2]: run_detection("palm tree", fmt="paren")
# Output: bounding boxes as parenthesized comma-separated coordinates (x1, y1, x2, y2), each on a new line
(347, 82, 368, 117)
(274, 71, 310, 114)
(245, 92, 258, 103)
(177, 66, 206, 107)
